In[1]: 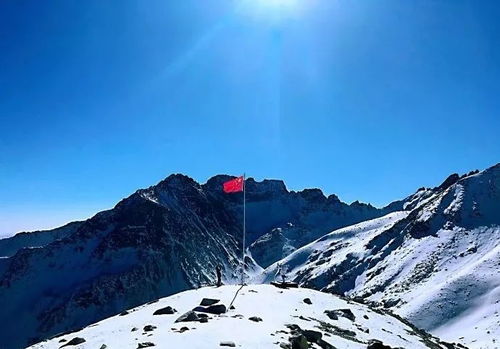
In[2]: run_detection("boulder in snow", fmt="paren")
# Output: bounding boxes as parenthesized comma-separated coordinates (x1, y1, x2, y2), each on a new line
(143, 325, 156, 332)
(303, 329, 322, 343)
(175, 311, 201, 323)
(326, 309, 355, 321)
(193, 304, 227, 315)
(367, 339, 392, 349)
(200, 298, 220, 306)
(153, 306, 176, 315)
(290, 334, 308, 349)
(59, 337, 85, 347)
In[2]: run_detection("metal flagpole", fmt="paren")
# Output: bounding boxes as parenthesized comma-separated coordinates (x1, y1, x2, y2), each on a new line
(242, 173, 246, 285)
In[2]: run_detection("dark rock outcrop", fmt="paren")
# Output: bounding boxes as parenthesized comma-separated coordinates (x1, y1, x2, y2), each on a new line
(137, 343, 155, 348)
(175, 311, 201, 323)
(290, 334, 309, 349)
(143, 325, 156, 332)
(303, 329, 322, 342)
(200, 298, 220, 306)
(367, 339, 392, 349)
(193, 304, 227, 315)
(219, 341, 236, 347)
(153, 306, 176, 315)
(435, 173, 460, 191)
(324, 309, 355, 321)
(60, 337, 85, 347)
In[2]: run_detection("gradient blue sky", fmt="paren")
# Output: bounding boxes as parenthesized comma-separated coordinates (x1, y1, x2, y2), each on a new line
(1, 0, 499, 237)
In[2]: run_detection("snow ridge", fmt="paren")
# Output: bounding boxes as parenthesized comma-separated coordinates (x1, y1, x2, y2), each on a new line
(28, 285, 462, 349)
(261, 164, 500, 348)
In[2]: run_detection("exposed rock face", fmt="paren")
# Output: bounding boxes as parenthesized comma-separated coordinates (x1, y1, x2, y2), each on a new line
(0, 221, 82, 258)
(0, 174, 394, 349)
(248, 189, 398, 268)
(435, 173, 460, 192)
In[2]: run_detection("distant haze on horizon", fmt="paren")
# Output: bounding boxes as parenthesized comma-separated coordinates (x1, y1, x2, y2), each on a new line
(1, 0, 499, 237)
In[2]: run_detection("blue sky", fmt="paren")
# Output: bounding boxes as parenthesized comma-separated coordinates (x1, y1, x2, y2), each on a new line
(1, 0, 499, 236)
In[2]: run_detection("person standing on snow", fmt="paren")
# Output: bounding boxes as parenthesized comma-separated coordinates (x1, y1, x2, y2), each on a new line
(275, 263, 287, 284)
(216, 265, 222, 287)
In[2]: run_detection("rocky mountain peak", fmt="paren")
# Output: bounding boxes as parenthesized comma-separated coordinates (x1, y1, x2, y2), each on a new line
(245, 178, 288, 195)
(349, 200, 375, 210)
(202, 174, 235, 191)
(435, 173, 460, 191)
(296, 188, 327, 202)
(156, 173, 201, 191)
(326, 193, 342, 204)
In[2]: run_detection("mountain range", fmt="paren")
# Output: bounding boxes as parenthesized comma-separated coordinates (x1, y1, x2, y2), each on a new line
(1, 163, 498, 348)
(261, 164, 500, 348)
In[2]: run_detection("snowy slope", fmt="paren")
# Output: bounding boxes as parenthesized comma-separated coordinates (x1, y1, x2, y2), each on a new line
(258, 212, 409, 292)
(28, 284, 462, 349)
(262, 164, 500, 348)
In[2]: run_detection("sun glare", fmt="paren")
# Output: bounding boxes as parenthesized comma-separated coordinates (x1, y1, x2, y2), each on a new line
(237, 0, 304, 21)
(256, 0, 300, 10)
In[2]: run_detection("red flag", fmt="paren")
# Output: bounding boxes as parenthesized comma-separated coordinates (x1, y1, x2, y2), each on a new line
(223, 176, 244, 193)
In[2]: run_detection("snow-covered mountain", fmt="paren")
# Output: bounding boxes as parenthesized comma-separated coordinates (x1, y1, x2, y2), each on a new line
(261, 164, 500, 348)
(0, 174, 392, 349)
(28, 284, 463, 349)
(247, 191, 395, 268)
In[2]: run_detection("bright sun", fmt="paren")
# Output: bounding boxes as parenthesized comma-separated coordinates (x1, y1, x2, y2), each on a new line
(256, 0, 303, 13)
(258, 0, 299, 8)
(237, 0, 304, 20)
